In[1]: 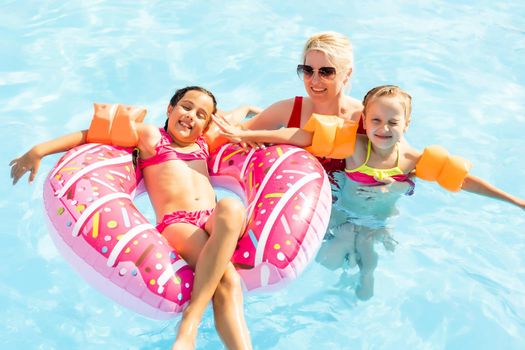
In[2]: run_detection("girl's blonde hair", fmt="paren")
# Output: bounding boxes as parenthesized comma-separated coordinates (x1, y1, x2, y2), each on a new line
(302, 31, 354, 74)
(362, 85, 412, 122)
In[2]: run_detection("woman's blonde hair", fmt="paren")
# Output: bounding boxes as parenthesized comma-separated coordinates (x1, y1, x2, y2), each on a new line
(302, 31, 354, 74)
(362, 85, 412, 122)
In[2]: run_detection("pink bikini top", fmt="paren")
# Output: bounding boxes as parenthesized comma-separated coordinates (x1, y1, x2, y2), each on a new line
(138, 128, 209, 170)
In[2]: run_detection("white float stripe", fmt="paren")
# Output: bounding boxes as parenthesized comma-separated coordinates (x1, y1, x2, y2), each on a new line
(107, 223, 156, 267)
(212, 144, 230, 173)
(50, 143, 101, 178)
(90, 177, 118, 192)
(240, 148, 256, 179)
(255, 172, 321, 264)
(280, 215, 291, 235)
(56, 154, 132, 198)
(157, 259, 188, 292)
(109, 170, 128, 179)
(121, 207, 131, 227)
(282, 169, 309, 176)
(246, 148, 303, 221)
(72, 192, 131, 237)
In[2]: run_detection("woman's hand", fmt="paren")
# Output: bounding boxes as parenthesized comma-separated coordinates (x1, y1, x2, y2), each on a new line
(212, 114, 265, 150)
(9, 147, 42, 185)
(212, 114, 247, 143)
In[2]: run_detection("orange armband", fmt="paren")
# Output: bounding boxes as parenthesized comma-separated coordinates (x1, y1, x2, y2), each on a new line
(86, 103, 147, 147)
(203, 122, 228, 152)
(303, 114, 358, 159)
(415, 145, 472, 192)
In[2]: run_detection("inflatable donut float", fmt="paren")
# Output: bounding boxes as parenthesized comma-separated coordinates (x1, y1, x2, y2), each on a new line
(43, 142, 331, 319)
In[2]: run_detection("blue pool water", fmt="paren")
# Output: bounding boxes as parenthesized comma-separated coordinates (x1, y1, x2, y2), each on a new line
(2, 1, 525, 349)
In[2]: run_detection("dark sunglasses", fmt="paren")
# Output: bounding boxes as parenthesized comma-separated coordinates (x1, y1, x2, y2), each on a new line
(296, 64, 337, 80)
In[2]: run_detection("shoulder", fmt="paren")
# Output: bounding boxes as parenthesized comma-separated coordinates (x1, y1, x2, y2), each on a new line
(345, 95, 363, 121)
(243, 97, 296, 130)
(345, 134, 368, 168)
(137, 124, 162, 154)
(399, 140, 421, 172)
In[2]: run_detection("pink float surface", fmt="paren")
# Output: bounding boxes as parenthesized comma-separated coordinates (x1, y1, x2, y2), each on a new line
(43, 142, 331, 319)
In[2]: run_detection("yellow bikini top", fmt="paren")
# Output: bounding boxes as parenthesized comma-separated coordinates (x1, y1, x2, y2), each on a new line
(345, 140, 404, 180)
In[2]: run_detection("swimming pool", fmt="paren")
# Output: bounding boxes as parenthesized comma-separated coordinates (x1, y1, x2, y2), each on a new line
(2, 1, 525, 349)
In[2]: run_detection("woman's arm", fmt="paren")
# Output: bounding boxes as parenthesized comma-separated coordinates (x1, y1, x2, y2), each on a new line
(217, 105, 262, 125)
(241, 99, 295, 130)
(461, 174, 525, 210)
(10, 130, 88, 185)
(213, 114, 312, 147)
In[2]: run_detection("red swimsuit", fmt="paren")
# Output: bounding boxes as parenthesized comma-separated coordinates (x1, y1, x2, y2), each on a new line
(287, 96, 366, 181)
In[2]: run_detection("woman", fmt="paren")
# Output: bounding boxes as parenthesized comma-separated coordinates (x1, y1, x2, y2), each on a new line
(242, 31, 364, 175)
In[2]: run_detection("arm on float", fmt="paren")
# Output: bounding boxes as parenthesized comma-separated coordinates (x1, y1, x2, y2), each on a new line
(461, 174, 525, 210)
(10, 103, 146, 185)
(205, 105, 264, 151)
(230, 127, 312, 147)
(212, 112, 313, 146)
(10, 130, 88, 185)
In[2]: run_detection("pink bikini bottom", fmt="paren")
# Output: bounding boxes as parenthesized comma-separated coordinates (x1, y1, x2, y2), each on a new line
(156, 208, 214, 232)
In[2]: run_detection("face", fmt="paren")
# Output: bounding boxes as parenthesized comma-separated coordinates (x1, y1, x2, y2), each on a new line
(302, 50, 350, 101)
(166, 90, 214, 144)
(364, 96, 408, 149)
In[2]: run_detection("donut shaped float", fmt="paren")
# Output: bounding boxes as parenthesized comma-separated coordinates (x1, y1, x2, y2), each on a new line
(43, 143, 331, 319)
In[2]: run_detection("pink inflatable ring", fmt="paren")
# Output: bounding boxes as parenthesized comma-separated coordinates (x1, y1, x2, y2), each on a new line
(43, 142, 331, 319)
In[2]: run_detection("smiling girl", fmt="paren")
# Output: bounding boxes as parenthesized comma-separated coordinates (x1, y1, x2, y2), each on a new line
(10, 86, 253, 350)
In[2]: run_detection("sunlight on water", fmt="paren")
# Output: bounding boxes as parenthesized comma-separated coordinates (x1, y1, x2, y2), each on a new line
(2, 1, 525, 349)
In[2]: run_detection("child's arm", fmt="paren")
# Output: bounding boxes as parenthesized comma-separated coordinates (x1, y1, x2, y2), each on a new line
(461, 174, 525, 210)
(212, 114, 313, 146)
(9, 130, 88, 185)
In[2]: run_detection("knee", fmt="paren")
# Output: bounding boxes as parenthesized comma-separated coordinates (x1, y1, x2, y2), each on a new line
(214, 267, 243, 303)
(215, 197, 246, 225)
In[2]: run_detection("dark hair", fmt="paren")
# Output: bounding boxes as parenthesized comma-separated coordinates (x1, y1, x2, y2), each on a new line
(164, 86, 217, 131)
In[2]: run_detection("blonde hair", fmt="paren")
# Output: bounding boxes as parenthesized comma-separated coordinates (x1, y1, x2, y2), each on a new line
(302, 31, 354, 74)
(362, 85, 412, 122)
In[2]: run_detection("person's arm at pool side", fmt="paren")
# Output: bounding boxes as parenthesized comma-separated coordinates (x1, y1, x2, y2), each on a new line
(213, 114, 312, 147)
(461, 174, 525, 210)
(9, 130, 88, 185)
(241, 98, 295, 130)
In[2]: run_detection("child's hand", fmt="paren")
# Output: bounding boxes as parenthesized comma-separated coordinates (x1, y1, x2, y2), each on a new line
(9, 148, 41, 185)
(373, 175, 396, 185)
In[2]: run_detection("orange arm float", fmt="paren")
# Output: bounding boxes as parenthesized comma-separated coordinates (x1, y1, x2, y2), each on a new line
(203, 122, 229, 153)
(303, 114, 358, 159)
(415, 145, 472, 192)
(86, 103, 147, 147)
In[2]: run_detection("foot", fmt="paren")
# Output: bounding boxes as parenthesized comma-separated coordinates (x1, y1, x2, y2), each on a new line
(171, 335, 196, 350)
(172, 314, 199, 350)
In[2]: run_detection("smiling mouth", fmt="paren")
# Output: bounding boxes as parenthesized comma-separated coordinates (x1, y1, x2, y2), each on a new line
(311, 87, 327, 93)
(178, 120, 193, 130)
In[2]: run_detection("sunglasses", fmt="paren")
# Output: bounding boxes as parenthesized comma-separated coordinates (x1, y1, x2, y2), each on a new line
(296, 64, 337, 80)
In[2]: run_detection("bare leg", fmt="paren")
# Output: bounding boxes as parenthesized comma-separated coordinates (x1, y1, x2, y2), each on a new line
(212, 264, 252, 349)
(355, 228, 378, 301)
(316, 223, 357, 270)
(163, 198, 247, 349)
